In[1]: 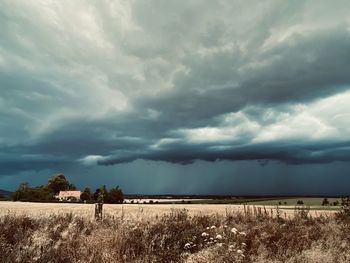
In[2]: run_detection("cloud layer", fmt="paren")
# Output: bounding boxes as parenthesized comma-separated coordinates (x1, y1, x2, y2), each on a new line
(1, 0, 350, 180)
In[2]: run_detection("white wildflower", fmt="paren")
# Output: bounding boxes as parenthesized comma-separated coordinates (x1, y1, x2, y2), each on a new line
(184, 243, 191, 249)
(201, 232, 209, 237)
(237, 249, 243, 255)
(239, 231, 246, 236)
(215, 234, 223, 240)
(231, 227, 238, 234)
(210, 225, 216, 229)
(241, 242, 247, 247)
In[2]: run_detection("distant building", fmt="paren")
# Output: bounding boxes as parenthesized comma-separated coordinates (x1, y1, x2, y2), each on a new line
(56, 190, 81, 201)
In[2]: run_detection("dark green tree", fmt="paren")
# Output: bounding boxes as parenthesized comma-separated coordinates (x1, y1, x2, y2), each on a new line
(80, 187, 92, 202)
(68, 183, 77, 190)
(93, 186, 107, 203)
(13, 182, 29, 201)
(93, 188, 101, 201)
(47, 173, 70, 194)
(13, 183, 53, 201)
(297, 200, 304, 205)
(108, 186, 124, 204)
(322, 198, 329, 206)
(100, 185, 109, 203)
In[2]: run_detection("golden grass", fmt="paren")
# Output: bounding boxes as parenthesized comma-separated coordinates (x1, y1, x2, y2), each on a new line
(0, 201, 336, 219)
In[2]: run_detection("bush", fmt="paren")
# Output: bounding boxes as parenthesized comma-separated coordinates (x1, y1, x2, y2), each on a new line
(336, 196, 350, 221)
(322, 198, 329, 206)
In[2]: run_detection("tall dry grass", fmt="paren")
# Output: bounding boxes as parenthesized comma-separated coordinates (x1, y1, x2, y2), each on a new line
(0, 207, 349, 262)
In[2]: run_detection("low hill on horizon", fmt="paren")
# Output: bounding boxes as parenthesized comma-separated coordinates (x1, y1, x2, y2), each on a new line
(0, 189, 13, 197)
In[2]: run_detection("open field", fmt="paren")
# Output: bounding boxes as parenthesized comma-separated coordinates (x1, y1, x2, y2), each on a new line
(245, 197, 341, 206)
(0, 201, 349, 263)
(124, 197, 343, 207)
(0, 201, 338, 219)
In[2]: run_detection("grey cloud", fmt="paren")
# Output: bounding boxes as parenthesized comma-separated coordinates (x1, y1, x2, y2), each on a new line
(98, 140, 350, 167)
(140, 26, 350, 128)
(1, 0, 350, 179)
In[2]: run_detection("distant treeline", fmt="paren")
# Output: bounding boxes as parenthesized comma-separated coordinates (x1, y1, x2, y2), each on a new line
(12, 173, 124, 204)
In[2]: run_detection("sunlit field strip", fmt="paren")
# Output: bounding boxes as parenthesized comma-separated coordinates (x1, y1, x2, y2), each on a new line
(0, 201, 337, 219)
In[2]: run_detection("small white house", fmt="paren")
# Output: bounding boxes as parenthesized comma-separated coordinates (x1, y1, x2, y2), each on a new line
(56, 191, 81, 201)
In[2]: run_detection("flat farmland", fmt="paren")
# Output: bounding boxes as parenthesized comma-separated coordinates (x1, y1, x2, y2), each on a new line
(246, 197, 341, 206)
(0, 201, 337, 219)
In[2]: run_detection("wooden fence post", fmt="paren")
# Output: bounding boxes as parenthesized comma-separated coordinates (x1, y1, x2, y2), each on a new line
(95, 192, 104, 221)
(95, 202, 103, 220)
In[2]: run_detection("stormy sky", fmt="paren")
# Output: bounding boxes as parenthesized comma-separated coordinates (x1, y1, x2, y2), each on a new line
(1, 0, 350, 195)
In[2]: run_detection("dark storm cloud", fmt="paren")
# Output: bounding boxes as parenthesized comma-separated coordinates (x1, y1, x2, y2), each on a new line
(1, 0, 350, 178)
(98, 140, 350, 166)
(0, 149, 74, 175)
(140, 26, 350, 125)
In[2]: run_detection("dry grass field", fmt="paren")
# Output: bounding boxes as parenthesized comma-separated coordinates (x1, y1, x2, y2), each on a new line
(0, 201, 349, 263)
(0, 201, 337, 219)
